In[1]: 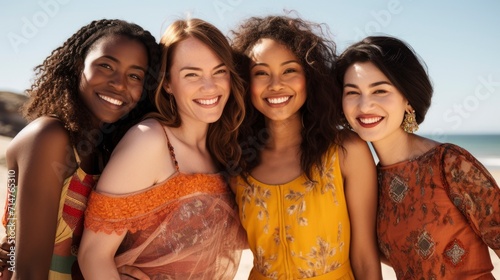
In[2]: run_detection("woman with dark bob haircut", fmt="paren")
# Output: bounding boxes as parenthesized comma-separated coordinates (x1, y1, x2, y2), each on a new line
(336, 35, 500, 279)
(230, 14, 382, 279)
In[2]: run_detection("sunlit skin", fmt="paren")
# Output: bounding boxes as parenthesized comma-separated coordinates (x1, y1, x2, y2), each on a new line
(164, 37, 230, 126)
(79, 35, 148, 125)
(249, 38, 307, 124)
(342, 61, 410, 143)
(342, 61, 441, 166)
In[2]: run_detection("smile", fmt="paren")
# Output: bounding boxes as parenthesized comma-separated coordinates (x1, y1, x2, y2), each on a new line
(359, 117, 383, 124)
(98, 94, 123, 106)
(195, 96, 219, 105)
(266, 96, 290, 104)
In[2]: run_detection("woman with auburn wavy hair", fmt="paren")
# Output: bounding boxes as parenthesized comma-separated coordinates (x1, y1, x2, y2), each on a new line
(78, 18, 247, 279)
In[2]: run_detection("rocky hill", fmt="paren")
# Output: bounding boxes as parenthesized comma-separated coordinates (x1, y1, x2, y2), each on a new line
(0, 91, 28, 138)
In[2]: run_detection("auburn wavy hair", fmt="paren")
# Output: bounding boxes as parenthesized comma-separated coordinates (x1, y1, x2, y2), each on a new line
(230, 14, 344, 179)
(149, 18, 245, 172)
(22, 19, 161, 157)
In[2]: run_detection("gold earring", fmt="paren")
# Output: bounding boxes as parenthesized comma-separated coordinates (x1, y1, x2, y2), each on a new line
(401, 109, 418, 133)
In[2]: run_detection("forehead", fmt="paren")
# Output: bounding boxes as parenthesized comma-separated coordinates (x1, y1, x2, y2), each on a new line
(170, 36, 222, 68)
(87, 35, 146, 58)
(249, 38, 297, 62)
(345, 61, 387, 81)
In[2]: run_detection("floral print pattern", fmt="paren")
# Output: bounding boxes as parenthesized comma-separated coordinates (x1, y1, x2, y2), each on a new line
(377, 143, 500, 279)
(234, 147, 354, 279)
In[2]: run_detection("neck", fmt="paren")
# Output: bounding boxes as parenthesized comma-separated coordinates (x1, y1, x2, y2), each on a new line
(372, 130, 439, 166)
(372, 129, 415, 166)
(169, 122, 209, 150)
(264, 114, 302, 152)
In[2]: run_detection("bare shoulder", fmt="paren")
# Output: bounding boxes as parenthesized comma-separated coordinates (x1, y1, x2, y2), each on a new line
(98, 118, 172, 194)
(339, 130, 370, 156)
(7, 117, 70, 161)
(338, 130, 375, 176)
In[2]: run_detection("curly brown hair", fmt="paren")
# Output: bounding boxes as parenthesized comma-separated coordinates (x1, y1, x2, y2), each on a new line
(230, 14, 344, 179)
(22, 19, 161, 156)
(149, 18, 245, 172)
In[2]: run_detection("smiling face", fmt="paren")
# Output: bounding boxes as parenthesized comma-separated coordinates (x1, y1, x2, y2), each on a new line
(342, 61, 410, 143)
(164, 36, 230, 125)
(249, 38, 306, 122)
(78, 34, 147, 125)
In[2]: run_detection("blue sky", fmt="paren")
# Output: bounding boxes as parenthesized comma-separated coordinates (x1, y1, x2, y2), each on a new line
(1, 0, 499, 134)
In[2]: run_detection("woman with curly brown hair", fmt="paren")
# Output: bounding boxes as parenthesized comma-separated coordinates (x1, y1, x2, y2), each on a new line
(229, 14, 382, 279)
(78, 18, 247, 279)
(0, 19, 161, 279)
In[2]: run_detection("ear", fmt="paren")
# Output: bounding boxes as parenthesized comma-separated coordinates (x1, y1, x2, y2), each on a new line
(405, 102, 414, 113)
(162, 80, 171, 94)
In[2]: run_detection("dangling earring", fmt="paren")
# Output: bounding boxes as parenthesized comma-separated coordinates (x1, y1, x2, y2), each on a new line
(401, 109, 419, 133)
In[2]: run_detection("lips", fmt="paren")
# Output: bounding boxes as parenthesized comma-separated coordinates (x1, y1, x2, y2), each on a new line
(357, 116, 383, 128)
(98, 94, 124, 106)
(194, 96, 220, 106)
(266, 96, 290, 104)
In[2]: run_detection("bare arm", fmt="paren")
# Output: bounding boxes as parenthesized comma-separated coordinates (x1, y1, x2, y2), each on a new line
(79, 119, 172, 279)
(8, 118, 76, 279)
(78, 229, 126, 279)
(340, 132, 382, 279)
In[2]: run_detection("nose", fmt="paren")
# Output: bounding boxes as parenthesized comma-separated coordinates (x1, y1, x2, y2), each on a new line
(358, 94, 374, 112)
(109, 71, 126, 91)
(268, 75, 284, 91)
(201, 76, 216, 93)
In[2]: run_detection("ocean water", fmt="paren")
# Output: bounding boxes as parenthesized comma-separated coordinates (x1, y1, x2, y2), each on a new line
(369, 134, 500, 171)
(424, 134, 500, 170)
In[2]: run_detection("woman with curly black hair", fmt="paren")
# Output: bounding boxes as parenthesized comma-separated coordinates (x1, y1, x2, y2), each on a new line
(229, 14, 382, 279)
(0, 19, 160, 278)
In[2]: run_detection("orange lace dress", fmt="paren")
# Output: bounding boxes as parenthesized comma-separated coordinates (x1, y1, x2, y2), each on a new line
(377, 143, 500, 279)
(233, 146, 354, 280)
(84, 139, 246, 279)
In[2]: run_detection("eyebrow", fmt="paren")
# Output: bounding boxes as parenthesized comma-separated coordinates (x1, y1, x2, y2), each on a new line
(102, 55, 147, 73)
(250, 60, 300, 69)
(180, 63, 226, 72)
(344, 81, 392, 89)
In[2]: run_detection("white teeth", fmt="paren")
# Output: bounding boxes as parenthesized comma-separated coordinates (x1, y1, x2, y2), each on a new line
(197, 97, 218, 105)
(267, 96, 290, 104)
(99, 94, 123, 106)
(359, 117, 382, 124)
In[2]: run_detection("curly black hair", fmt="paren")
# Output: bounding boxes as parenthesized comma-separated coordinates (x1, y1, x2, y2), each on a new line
(22, 19, 161, 160)
(230, 14, 344, 179)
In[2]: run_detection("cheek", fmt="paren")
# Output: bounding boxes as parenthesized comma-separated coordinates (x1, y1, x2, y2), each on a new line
(222, 77, 231, 94)
(342, 98, 354, 113)
(130, 86, 143, 103)
(250, 91, 260, 107)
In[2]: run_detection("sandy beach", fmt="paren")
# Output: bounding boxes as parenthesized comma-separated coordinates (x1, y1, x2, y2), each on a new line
(0, 134, 498, 279)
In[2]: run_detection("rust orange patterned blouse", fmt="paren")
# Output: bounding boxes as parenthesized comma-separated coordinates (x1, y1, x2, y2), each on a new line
(377, 143, 500, 279)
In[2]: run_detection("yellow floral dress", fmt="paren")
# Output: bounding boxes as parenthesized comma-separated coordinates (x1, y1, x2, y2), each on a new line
(233, 146, 354, 280)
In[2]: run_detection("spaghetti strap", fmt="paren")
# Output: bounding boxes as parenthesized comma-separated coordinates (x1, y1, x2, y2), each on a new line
(162, 126, 180, 172)
(72, 146, 81, 165)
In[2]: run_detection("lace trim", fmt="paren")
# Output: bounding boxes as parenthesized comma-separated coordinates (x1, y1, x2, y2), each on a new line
(84, 173, 228, 234)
